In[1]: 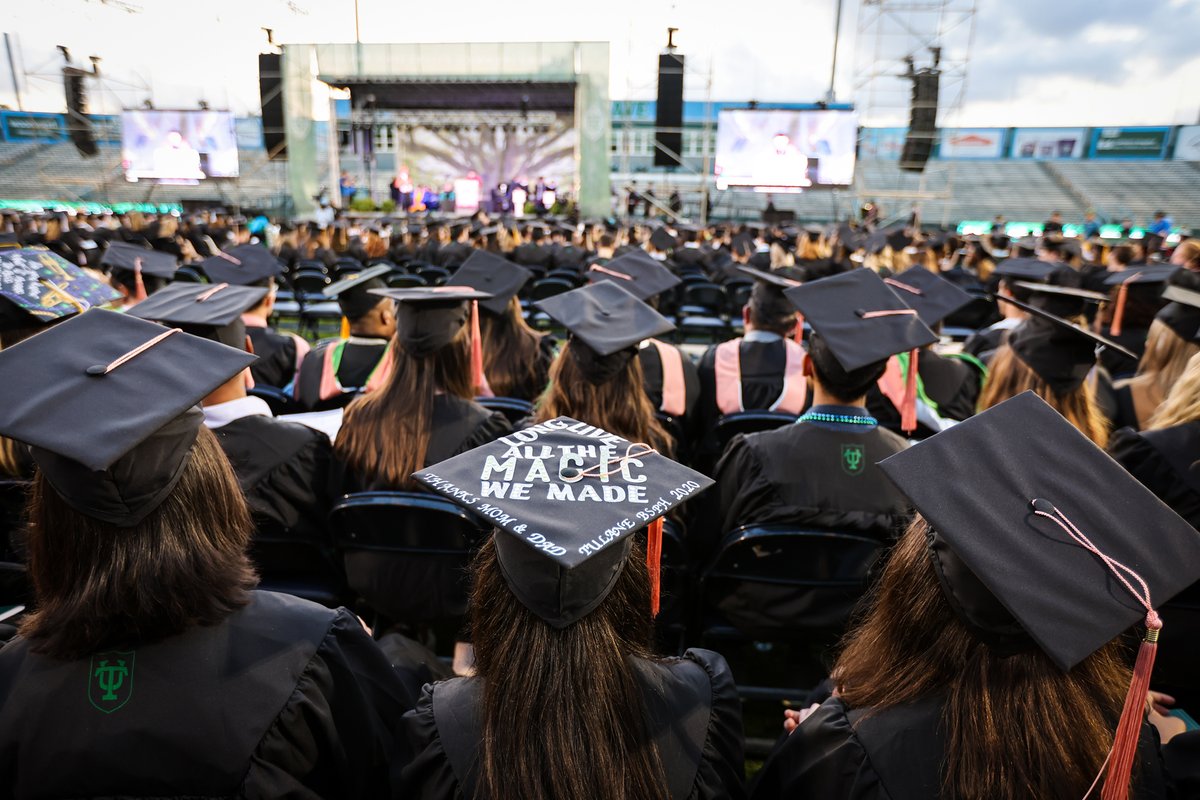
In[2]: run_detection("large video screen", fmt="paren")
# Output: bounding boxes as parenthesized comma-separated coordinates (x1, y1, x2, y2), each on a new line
(715, 109, 857, 189)
(121, 110, 239, 182)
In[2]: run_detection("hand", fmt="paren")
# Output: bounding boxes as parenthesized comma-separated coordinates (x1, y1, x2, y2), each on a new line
(1147, 690, 1175, 716)
(783, 703, 821, 735)
(1148, 706, 1187, 744)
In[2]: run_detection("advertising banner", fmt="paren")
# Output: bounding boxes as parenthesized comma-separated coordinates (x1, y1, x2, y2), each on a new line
(1173, 126, 1200, 161)
(1009, 128, 1086, 159)
(859, 127, 906, 161)
(1, 112, 65, 142)
(937, 128, 1006, 159)
(1090, 127, 1170, 159)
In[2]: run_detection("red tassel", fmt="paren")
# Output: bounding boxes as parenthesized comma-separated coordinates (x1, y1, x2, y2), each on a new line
(901, 348, 919, 434)
(793, 312, 805, 345)
(470, 300, 493, 397)
(1100, 613, 1161, 800)
(1110, 282, 1129, 338)
(647, 518, 663, 618)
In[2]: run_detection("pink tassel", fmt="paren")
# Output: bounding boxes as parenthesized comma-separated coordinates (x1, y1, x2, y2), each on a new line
(901, 348, 919, 434)
(1100, 613, 1161, 800)
(647, 518, 663, 618)
(470, 300, 493, 397)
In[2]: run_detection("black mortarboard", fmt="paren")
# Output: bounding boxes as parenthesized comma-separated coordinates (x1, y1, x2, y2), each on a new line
(0, 248, 121, 332)
(588, 250, 682, 301)
(1157, 284, 1200, 344)
(885, 267, 973, 327)
(370, 285, 492, 359)
(100, 241, 178, 280)
(879, 390, 1200, 672)
(1103, 266, 1177, 337)
(884, 224, 912, 251)
(865, 230, 889, 255)
(127, 282, 268, 349)
(786, 269, 937, 433)
(836, 224, 866, 251)
(323, 264, 391, 320)
(199, 245, 285, 286)
(450, 250, 532, 315)
(1011, 281, 1108, 319)
(998, 294, 1136, 393)
(413, 416, 713, 627)
(535, 281, 674, 357)
(535, 282, 674, 384)
(649, 227, 677, 252)
(784, 269, 938, 371)
(735, 265, 803, 290)
(730, 235, 755, 259)
(0, 310, 255, 525)
(1102, 265, 1178, 289)
(992, 258, 1067, 283)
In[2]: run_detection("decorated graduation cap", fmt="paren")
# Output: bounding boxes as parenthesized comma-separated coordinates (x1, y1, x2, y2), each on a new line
(997, 293, 1136, 395)
(0, 248, 121, 333)
(370, 285, 493, 393)
(126, 282, 268, 349)
(588, 250, 682, 301)
(879, 391, 1200, 799)
(1103, 265, 1177, 338)
(535, 281, 675, 385)
(199, 245, 285, 286)
(1157, 283, 1200, 344)
(884, 266, 974, 327)
(322, 264, 391, 321)
(100, 241, 178, 280)
(413, 416, 714, 626)
(449, 250, 532, 315)
(784, 269, 938, 432)
(0, 310, 255, 526)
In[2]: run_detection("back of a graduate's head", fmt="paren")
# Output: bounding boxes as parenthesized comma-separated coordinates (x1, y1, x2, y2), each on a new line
(534, 339, 672, 455)
(21, 426, 256, 661)
(746, 283, 797, 337)
(835, 515, 1131, 800)
(469, 535, 664, 800)
(806, 331, 887, 404)
(479, 295, 544, 398)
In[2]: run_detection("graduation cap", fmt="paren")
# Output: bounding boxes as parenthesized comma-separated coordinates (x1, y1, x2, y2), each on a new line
(1103, 266, 1177, 337)
(836, 224, 866, 252)
(865, 230, 889, 255)
(884, 267, 973, 327)
(1010, 281, 1108, 319)
(784, 269, 938, 432)
(735, 266, 803, 290)
(1157, 284, 1200, 344)
(0, 248, 121, 333)
(0, 310, 255, 526)
(370, 284, 491, 357)
(451, 250, 532, 315)
(535, 281, 674, 384)
(884, 224, 912, 252)
(731, 234, 756, 259)
(997, 293, 1136, 394)
(412, 416, 713, 626)
(100, 241, 178, 280)
(992, 258, 1068, 283)
(878, 390, 1200, 795)
(126, 282, 268, 349)
(322, 264, 391, 320)
(648, 227, 677, 252)
(587, 250, 682, 301)
(199, 245, 284, 286)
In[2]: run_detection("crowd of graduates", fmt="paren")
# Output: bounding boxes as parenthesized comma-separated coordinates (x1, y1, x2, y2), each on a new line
(1, 203, 1199, 798)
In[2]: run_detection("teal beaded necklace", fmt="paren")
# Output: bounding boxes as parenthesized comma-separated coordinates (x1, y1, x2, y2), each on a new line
(795, 411, 878, 427)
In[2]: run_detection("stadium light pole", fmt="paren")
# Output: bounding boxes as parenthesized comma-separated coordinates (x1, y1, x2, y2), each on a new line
(826, 0, 845, 103)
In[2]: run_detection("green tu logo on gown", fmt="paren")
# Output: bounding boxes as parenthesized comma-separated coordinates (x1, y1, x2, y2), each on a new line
(841, 444, 865, 476)
(89, 651, 135, 713)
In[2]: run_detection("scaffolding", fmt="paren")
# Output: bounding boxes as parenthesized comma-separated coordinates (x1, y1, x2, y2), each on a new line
(851, 0, 978, 226)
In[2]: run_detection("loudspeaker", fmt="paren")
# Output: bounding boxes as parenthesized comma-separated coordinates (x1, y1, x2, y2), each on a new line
(62, 70, 97, 157)
(258, 52, 286, 160)
(654, 52, 684, 168)
(900, 69, 939, 173)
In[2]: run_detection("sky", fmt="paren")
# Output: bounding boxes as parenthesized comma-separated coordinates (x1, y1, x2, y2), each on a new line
(1, 0, 1198, 127)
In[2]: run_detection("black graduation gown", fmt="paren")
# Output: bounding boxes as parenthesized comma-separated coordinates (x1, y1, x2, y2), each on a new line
(293, 337, 390, 411)
(917, 350, 982, 422)
(750, 696, 1172, 800)
(332, 394, 512, 495)
(961, 323, 1010, 363)
(1101, 326, 1150, 379)
(0, 591, 413, 798)
(510, 242, 552, 273)
(212, 414, 333, 545)
(1109, 422, 1200, 530)
(247, 325, 303, 389)
(437, 242, 472, 268)
(639, 340, 701, 446)
(398, 648, 746, 800)
(673, 245, 709, 269)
